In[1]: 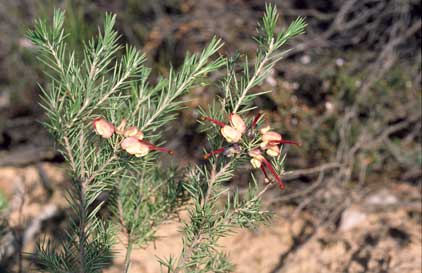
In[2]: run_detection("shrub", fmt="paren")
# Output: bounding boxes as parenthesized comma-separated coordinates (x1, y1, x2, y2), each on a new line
(27, 5, 305, 272)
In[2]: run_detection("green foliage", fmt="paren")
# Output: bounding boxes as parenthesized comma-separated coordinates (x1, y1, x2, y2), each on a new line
(160, 5, 305, 273)
(28, 4, 305, 272)
(225, 4, 306, 114)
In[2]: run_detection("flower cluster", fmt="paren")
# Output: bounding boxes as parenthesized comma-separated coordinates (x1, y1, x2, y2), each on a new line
(202, 112, 299, 189)
(202, 113, 246, 143)
(93, 118, 173, 157)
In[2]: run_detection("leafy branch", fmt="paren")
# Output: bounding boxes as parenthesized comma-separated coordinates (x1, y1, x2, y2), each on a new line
(230, 4, 306, 113)
(162, 5, 306, 273)
(28, 8, 222, 272)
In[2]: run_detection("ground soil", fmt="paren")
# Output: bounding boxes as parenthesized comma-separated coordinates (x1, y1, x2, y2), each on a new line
(0, 162, 420, 273)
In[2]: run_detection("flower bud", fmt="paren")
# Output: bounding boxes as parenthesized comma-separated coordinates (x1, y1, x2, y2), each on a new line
(265, 145, 280, 157)
(134, 131, 144, 140)
(262, 131, 282, 143)
(221, 126, 242, 143)
(124, 126, 139, 137)
(121, 137, 150, 157)
(93, 118, 115, 138)
(250, 157, 262, 168)
(229, 113, 246, 134)
(259, 125, 271, 135)
(248, 148, 262, 158)
(248, 148, 264, 168)
(116, 118, 127, 135)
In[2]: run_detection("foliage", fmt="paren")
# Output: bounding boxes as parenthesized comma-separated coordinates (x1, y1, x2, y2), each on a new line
(27, 4, 305, 272)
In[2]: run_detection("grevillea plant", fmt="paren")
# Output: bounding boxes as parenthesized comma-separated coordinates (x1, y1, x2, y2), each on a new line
(28, 4, 305, 273)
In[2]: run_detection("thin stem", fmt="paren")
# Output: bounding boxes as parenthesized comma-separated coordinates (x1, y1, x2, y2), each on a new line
(255, 183, 273, 200)
(204, 162, 232, 205)
(140, 61, 210, 132)
(78, 181, 87, 273)
(174, 161, 232, 272)
(46, 41, 74, 101)
(63, 136, 76, 171)
(232, 39, 274, 113)
(69, 69, 133, 128)
(64, 132, 89, 273)
(86, 138, 122, 184)
(123, 239, 133, 273)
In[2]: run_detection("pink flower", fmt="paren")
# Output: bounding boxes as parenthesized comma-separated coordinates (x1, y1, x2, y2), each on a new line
(229, 113, 246, 134)
(248, 148, 284, 189)
(249, 149, 264, 168)
(201, 111, 301, 190)
(221, 126, 242, 143)
(259, 125, 271, 134)
(202, 113, 246, 143)
(260, 131, 282, 147)
(123, 126, 144, 140)
(265, 144, 280, 157)
(93, 118, 115, 138)
(260, 131, 299, 157)
(121, 137, 174, 157)
(121, 136, 150, 157)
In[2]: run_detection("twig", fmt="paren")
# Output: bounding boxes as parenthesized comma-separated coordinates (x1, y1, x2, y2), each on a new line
(282, 162, 342, 180)
(277, 171, 325, 202)
(63, 136, 76, 171)
(175, 161, 232, 272)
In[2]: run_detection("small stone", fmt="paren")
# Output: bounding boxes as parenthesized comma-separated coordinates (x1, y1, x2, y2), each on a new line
(339, 207, 367, 231)
(300, 55, 311, 64)
(365, 190, 398, 206)
(335, 58, 345, 67)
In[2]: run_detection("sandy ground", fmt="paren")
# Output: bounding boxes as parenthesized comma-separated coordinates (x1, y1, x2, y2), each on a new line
(105, 204, 421, 273)
(0, 163, 420, 273)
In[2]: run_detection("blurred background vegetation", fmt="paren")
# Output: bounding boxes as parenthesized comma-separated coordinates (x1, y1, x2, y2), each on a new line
(0, 0, 420, 272)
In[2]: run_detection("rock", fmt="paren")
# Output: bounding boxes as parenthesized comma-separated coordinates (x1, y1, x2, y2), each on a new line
(365, 190, 398, 206)
(339, 207, 367, 231)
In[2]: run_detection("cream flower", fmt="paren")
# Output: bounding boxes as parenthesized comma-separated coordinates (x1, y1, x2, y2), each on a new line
(265, 144, 280, 157)
(221, 126, 242, 143)
(248, 149, 264, 168)
(121, 137, 150, 157)
(93, 118, 115, 138)
(122, 126, 144, 140)
(229, 113, 246, 134)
